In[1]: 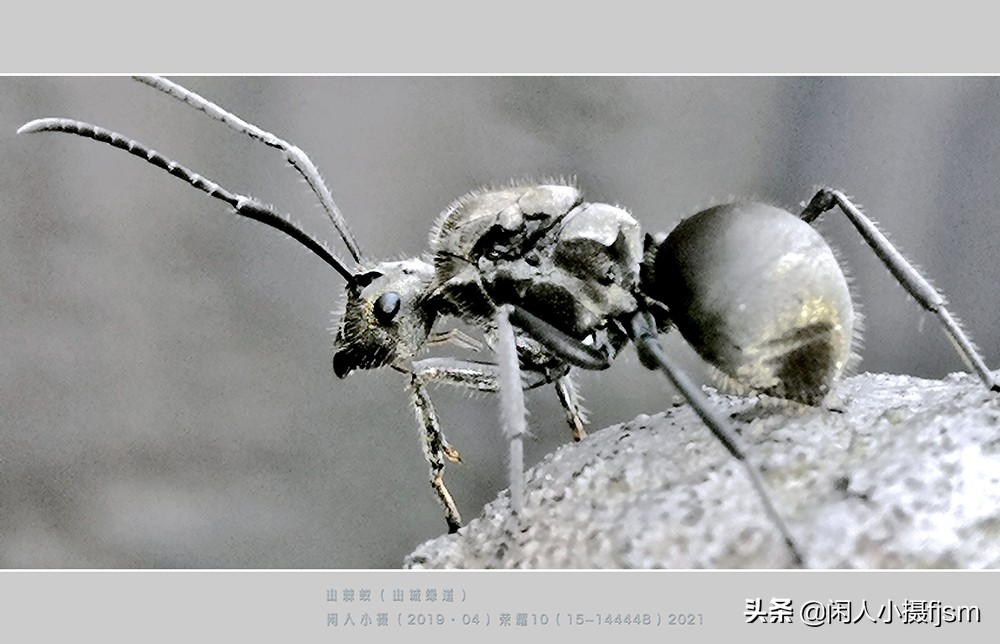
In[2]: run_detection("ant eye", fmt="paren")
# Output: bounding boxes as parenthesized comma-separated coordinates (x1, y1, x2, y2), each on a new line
(374, 292, 401, 326)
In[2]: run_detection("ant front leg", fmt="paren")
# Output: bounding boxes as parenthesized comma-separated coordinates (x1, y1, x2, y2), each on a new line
(801, 188, 999, 393)
(413, 351, 588, 444)
(496, 305, 529, 517)
(407, 354, 574, 532)
(408, 374, 463, 533)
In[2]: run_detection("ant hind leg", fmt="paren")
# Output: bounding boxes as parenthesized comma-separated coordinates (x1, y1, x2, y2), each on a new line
(801, 188, 998, 392)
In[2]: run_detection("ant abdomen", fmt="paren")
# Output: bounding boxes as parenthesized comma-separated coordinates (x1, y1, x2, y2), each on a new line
(645, 202, 856, 405)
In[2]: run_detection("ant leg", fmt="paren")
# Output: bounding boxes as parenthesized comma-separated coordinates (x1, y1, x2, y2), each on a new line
(407, 357, 550, 530)
(426, 328, 484, 352)
(411, 355, 585, 441)
(507, 307, 612, 370)
(487, 306, 595, 441)
(408, 375, 463, 532)
(410, 357, 549, 393)
(497, 305, 528, 517)
(801, 188, 998, 392)
(506, 303, 804, 565)
(626, 310, 805, 567)
(408, 348, 592, 527)
(554, 373, 588, 442)
(409, 359, 507, 473)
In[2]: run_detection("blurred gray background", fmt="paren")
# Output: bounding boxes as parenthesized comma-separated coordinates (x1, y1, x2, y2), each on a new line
(3, 77, 999, 568)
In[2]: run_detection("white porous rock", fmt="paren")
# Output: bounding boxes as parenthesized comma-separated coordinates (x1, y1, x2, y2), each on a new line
(404, 372, 1000, 569)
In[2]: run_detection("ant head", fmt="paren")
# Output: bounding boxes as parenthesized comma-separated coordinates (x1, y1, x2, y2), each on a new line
(333, 257, 437, 378)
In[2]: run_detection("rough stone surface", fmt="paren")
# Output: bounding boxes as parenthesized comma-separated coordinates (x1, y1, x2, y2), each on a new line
(403, 372, 1000, 569)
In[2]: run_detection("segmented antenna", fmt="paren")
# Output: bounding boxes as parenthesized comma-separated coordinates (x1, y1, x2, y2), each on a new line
(17, 117, 356, 284)
(133, 75, 366, 266)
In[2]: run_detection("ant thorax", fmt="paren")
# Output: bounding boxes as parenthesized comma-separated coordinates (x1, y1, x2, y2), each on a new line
(428, 182, 644, 358)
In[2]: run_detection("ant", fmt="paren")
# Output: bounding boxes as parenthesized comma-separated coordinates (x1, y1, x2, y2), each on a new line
(19, 76, 998, 567)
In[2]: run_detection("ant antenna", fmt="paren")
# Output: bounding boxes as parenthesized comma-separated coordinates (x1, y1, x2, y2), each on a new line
(18, 117, 357, 284)
(133, 75, 367, 266)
